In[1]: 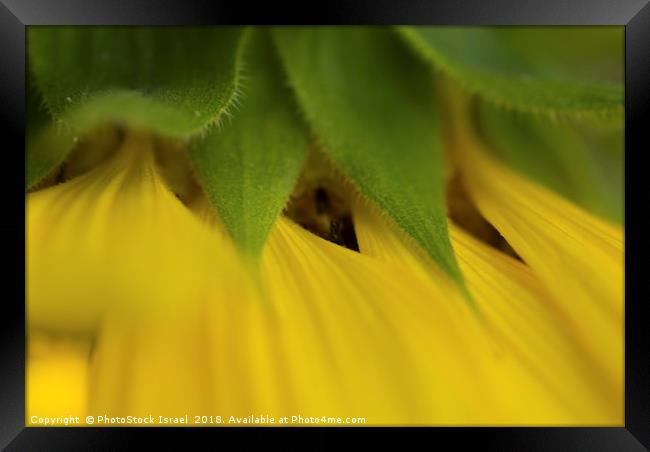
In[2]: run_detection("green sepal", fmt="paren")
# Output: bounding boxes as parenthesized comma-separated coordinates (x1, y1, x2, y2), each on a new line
(273, 27, 466, 290)
(397, 26, 623, 118)
(475, 100, 623, 224)
(26, 26, 249, 189)
(189, 29, 310, 258)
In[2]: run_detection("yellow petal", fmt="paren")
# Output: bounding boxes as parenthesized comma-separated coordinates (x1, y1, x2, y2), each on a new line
(263, 217, 500, 424)
(92, 195, 559, 424)
(450, 111, 623, 396)
(88, 217, 256, 419)
(27, 130, 221, 335)
(27, 332, 90, 425)
(451, 224, 622, 424)
(354, 201, 621, 423)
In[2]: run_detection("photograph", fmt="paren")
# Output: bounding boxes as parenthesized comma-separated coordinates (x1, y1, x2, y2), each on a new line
(25, 25, 624, 427)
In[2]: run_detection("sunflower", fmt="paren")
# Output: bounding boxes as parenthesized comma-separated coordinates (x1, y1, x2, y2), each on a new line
(26, 26, 623, 426)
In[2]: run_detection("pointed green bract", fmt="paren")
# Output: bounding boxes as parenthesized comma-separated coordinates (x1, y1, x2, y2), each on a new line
(397, 26, 623, 117)
(26, 26, 249, 189)
(26, 71, 55, 188)
(492, 27, 623, 85)
(273, 27, 465, 288)
(476, 101, 623, 224)
(189, 30, 310, 258)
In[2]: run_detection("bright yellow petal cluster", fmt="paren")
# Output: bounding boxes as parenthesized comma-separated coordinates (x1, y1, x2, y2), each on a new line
(27, 132, 227, 334)
(449, 104, 623, 406)
(26, 122, 623, 426)
(354, 201, 622, 424)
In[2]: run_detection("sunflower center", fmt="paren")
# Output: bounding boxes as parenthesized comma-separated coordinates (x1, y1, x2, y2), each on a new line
(285, 152, 360, 252)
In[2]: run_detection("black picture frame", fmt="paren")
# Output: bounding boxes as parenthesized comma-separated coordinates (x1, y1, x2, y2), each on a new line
(2, 0, 648, 449)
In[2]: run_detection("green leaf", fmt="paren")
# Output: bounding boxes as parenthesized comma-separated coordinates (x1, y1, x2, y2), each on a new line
(475, 100, 623, 224)
(189, 29, 310, 258)
(397, 26, 623, 117)
(26, 26, 249, 189)
(273, 27, 465, 289)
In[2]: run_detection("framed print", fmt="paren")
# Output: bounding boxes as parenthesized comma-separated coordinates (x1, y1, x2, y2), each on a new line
(1, 0, 649, 449)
